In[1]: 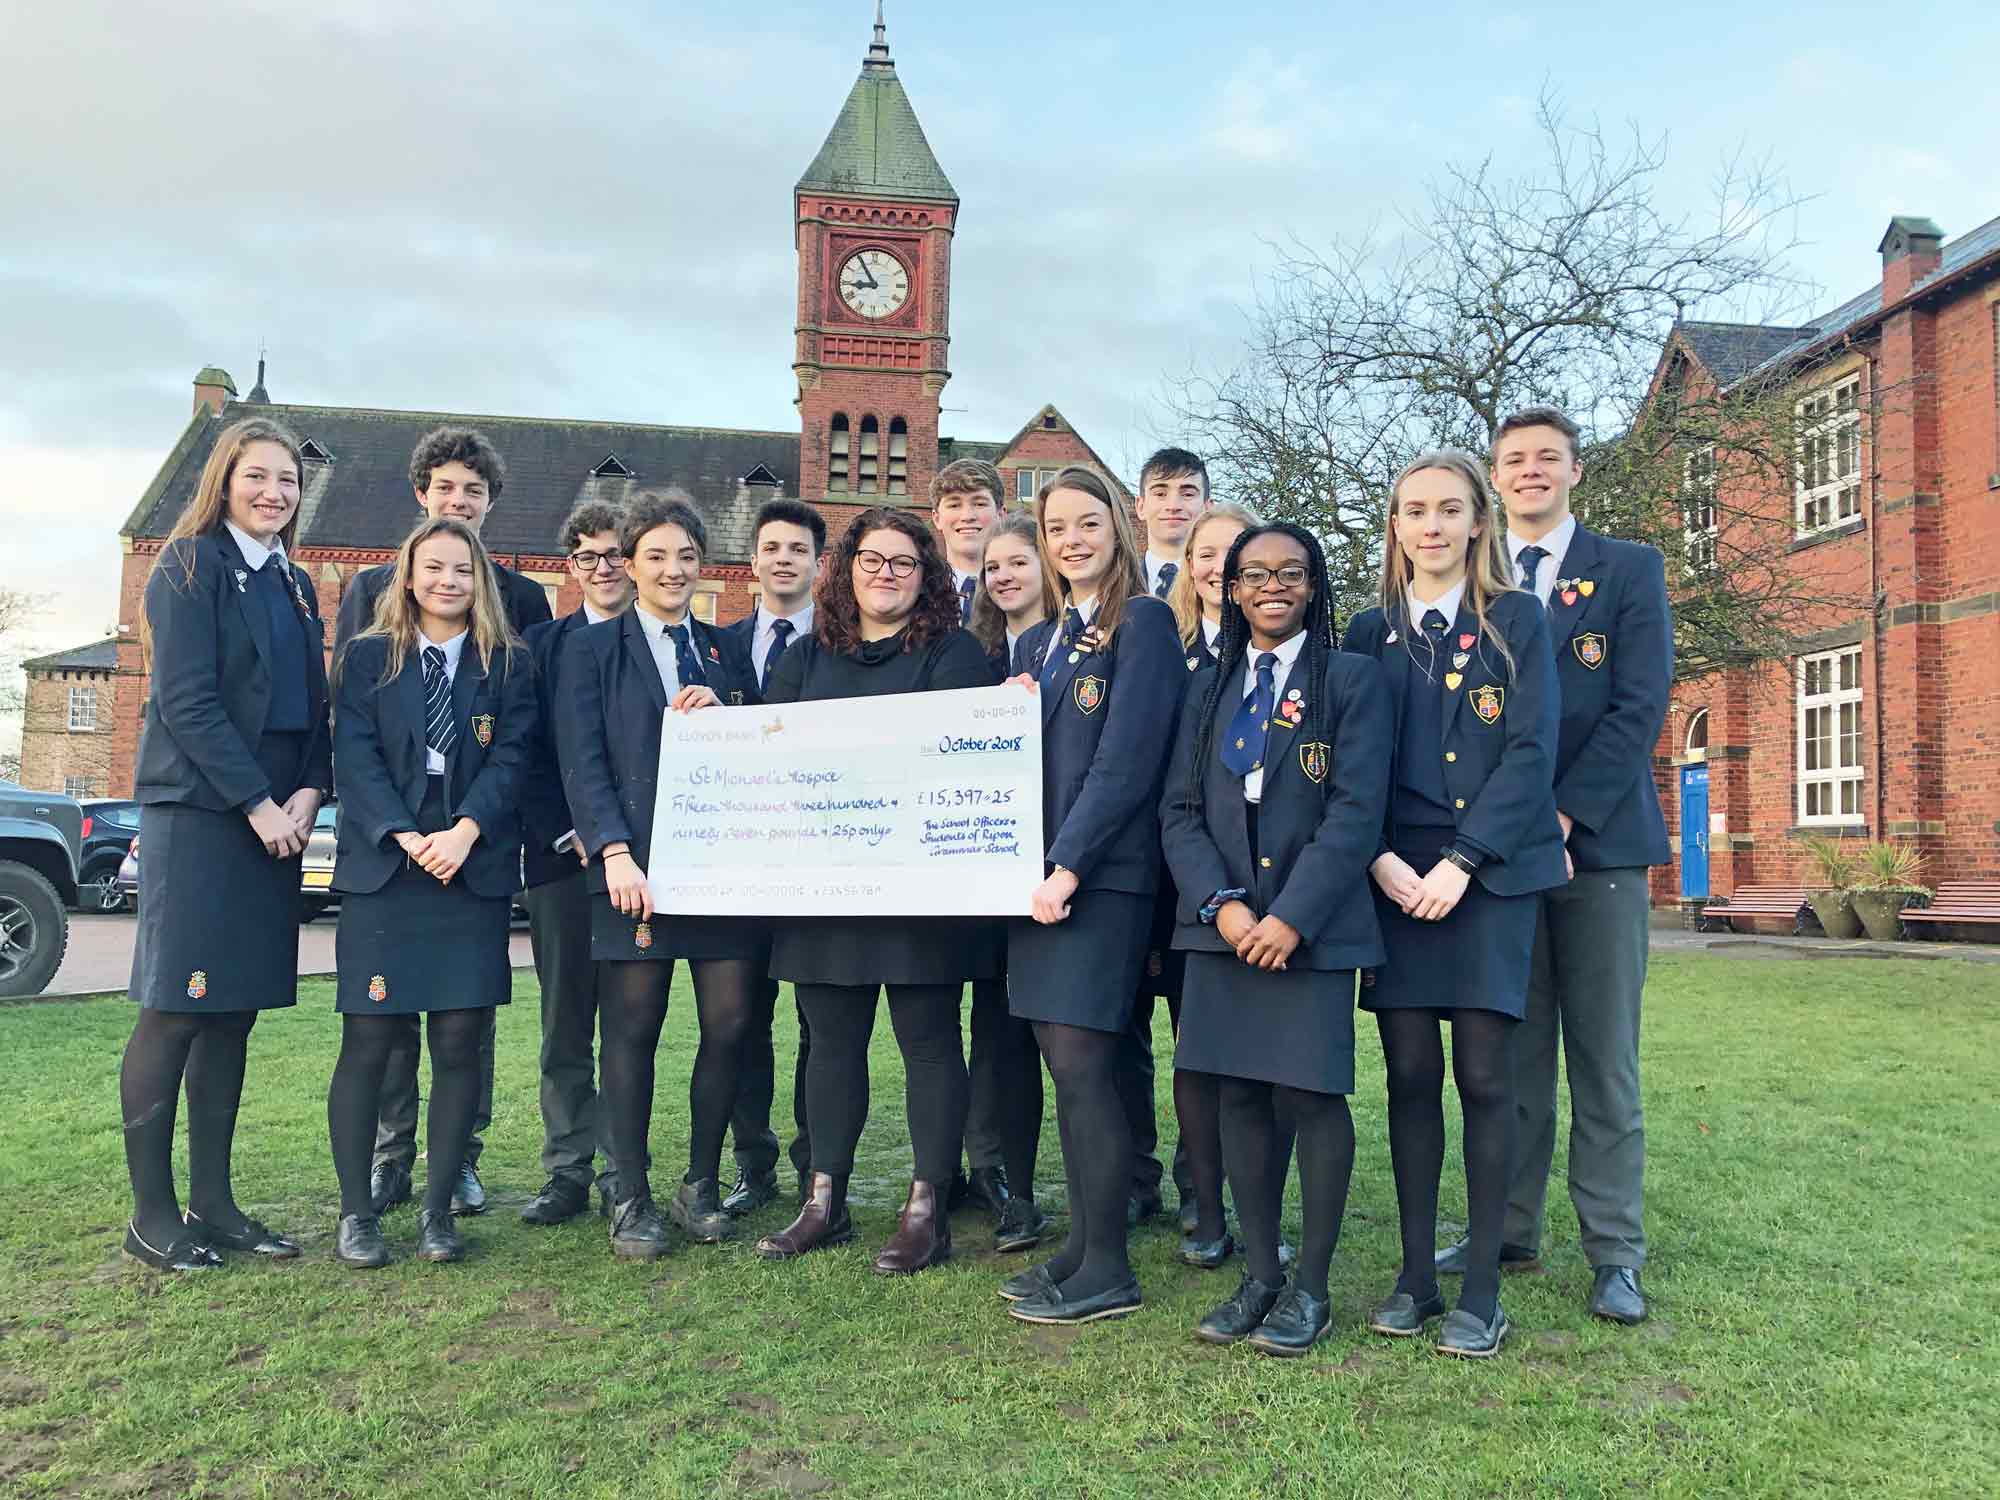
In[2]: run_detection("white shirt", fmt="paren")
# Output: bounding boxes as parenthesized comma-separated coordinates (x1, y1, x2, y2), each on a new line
(1405, 578, 1467, 633)
(1201, 616, 1221, 652)
(420, 629, 468, 774)
(1237, 628, 1308, 804)
(1144, 553, 1180, 598)
(637, 609, 689, 699)
(580, 601, 617, 626)
(751, 600, 814, 681)
(224, 520, 286, 574)
(1505, 513, 1576, 607)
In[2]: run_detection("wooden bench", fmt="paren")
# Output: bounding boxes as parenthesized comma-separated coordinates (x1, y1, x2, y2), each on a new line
(1698, 885, 1812, 935)
(1899, 881, 2000, 940)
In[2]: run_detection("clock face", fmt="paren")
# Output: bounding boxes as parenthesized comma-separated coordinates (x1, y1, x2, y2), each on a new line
(837, 249, 910, 319)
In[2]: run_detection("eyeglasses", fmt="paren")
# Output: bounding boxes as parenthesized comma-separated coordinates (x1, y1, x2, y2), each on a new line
(1236, 565, 1310, 589)
(855, 550, 920, 578)
(570, 549, 625, 572)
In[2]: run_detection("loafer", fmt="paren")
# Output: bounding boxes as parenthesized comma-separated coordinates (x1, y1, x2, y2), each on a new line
(520, 1178, 589, 1227)
(368, 1161, 412, 1215)
(184, 1209, 300, 1260)
(1195, 1274, 1285, 1345)
(416, 1207, 464, 1263)
(1589, 1265, 1647, 1325)
(721, 1169, 778, 1217)
(993, 1196, 1048, 1254)
(1008, 1277, 1143, 1326)
(964, 1165, 1011, 1221)
(1127, 1193, 1164, 1227)
(610, 1195, 671, 1260)
(1179, 1231, 1235, 1270)
(668, 1178, 736, 1244)
(334, 1213, 390, 1269)
(1435, 1235, 1539, 1276)
(1436, 1304, 1510, 1358)
(450, 1163, 486, 1217)
(998, 1262, 1058, 1304)
(1245, 1284, 1331, 1357)
(1368, 1288, 1447, 1337)
(122, 1222, 222, 1272)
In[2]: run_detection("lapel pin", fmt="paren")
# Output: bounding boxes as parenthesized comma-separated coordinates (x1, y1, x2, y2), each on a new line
(1560, 590, 1578, 607)
(1384, 628, 1399, 644)
(1578, 580, 1596, 597)
(1444, 671, 1463, 691)
(1452, 651, 1469, 669)
(1457, 632, 1476, 650)
(232, 568, 247, 593)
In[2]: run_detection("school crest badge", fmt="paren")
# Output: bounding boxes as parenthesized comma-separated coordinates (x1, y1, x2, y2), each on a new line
(728, 691, 744, 706)
(634, 921, 654, 951)
(1074, 675, 1105, 715)
(186, 970, 208, 1000)
(471, 714, 494, 748)
(1574, 632, 1607, 670)
(368, 974, 388, 1004)
(1299, 741, 1330, 784)
(1471, 684, 1504, 724)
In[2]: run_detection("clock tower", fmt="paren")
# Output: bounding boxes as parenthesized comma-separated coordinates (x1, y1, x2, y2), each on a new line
(794, 5, 957, 507)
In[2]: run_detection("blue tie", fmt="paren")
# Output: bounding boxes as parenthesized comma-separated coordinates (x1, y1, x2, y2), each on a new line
(1515, 544, 1548, 596)
(667, 622, 705, 687)
(761, 617, 794, 694)
(1220, 652, 1278, 777)
(1154, 562, 1177, 599)
(422, 646, 457, 758)
(1041, 607, 1085, 681)
(958, 575, 975, 624)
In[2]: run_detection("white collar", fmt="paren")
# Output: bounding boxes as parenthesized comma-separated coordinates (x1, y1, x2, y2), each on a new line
(763, 599, 813, 631)
(1405, 577, 1467, 630)
(224, 521, 285, 572)
(421, 628, 468, 675)
(1067, 594, 1099, 625)
(1147, 552, 1180, 583)
(639, 607, 693, 638)
(1246, 627, 1308, 674)
(581, 601, 618, 626)
(1507, 513, 1577, 570)
(1201, 616, 1221, 647)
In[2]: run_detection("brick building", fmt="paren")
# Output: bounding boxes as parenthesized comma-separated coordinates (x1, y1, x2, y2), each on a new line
(50, 13, 1126, 799)
(15, 640, 119, 798)
(1650, 213, 2000, 905)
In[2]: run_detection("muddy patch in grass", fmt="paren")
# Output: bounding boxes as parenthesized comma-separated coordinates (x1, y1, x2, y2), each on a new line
(727, 1392, 783, 1421)
(0, 1374, 46, 1407)
(726, 1447, 835, 1495)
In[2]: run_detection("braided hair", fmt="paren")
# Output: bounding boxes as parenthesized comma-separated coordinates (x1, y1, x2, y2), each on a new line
(1181, 522, 1339, 826)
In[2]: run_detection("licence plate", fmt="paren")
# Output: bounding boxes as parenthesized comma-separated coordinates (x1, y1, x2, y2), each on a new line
(302, 870, 333, 889)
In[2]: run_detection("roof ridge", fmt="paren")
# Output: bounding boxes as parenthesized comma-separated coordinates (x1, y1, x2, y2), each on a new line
(216, 399, 799, 441)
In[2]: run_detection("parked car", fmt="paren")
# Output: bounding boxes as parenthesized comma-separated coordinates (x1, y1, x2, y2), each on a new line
(0, 780, 83, 998)
(77, 798, 142, 913)
(300, 801, 339, 920)
(118, 838, 140, 911)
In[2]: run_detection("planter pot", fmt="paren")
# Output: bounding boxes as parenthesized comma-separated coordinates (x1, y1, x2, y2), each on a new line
(1849, 890, 1916, 942)
(1807, 889, 1863, 940)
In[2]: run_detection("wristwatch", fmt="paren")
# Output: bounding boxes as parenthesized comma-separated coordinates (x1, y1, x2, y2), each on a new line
(1439, 845, 1481, 875)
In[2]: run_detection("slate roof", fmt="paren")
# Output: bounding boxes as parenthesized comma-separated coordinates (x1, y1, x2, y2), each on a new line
(937, 436, 1008, 466)
(796, 16, 956, 204)
(23, 639, 119, 673)
(1673, 322, 1819, 385)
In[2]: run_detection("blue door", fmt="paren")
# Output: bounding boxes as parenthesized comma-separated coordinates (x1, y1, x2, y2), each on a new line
(1679, 764, 1710, 900)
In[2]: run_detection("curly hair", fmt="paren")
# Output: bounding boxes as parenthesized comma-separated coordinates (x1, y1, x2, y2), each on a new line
(556, 499, 624, 555)
(813, 507, 961, 656)
(408, 426, 506, 499)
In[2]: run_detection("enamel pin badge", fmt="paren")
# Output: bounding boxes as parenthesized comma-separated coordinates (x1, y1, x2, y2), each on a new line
(1444, 672, 1463, 691)
(232, 568, 248, 594)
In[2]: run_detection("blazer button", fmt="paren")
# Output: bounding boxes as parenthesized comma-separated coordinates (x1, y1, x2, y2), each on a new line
(1454, 798, 1466, 809)
(1259, 857, 1272, 868)
(1444, 751, 1457, 763)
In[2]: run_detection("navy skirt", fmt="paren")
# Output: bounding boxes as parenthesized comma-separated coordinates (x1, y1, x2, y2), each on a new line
(1008, 888, 1152, 1034)
(1177, 953, 1356, 1095)
(591, 901, 766, 964)
(1364, 827, 1534, 1020)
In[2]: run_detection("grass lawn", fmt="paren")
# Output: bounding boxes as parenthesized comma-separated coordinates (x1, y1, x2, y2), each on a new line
(1, 953, 1996, 1498)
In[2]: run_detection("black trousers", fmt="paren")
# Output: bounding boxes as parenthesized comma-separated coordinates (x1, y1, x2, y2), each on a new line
(1118, 992, 1193, 1201)
(794, 983, 966, 1183)
(524, 869, 615, 1190)
(730, 978, 811, 1180)
(373, 1007, 494, 1172)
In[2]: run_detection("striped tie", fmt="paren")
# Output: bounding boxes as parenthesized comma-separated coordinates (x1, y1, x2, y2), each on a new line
(422, 645, 458, 758)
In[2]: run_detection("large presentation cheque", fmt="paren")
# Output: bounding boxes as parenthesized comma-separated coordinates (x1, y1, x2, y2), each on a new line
(647, 684, 1044, 917)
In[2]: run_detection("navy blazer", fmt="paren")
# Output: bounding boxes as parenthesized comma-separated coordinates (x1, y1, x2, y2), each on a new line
(1011, 594, 1185, 897)
(1160, 648, 1392, 970)
(1341, 588, 1567, 897)
(1540, 525, 1674, 870)
(519, 608, 600, 889)
(330, 633, 534, 899)
(557, 610, 759, 895)
(332, 556, 551, 666)
(133, 533, 332, 810)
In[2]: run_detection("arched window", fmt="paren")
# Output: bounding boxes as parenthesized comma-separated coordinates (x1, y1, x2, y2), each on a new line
(828, 414, 850, 493)
(1685, 707, 1709, 758)
(858, 415, 880, 494)
(887, 417, 909, 495)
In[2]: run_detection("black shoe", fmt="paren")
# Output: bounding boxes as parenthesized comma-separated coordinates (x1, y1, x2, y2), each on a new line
(369, 1161, 412, 1216)
(1368, 1288, 1447, 1337)
(1127, 1192, 1165, 1227)
(1246, 1284, 1332, 1357)
(334, 1214, 390, 1269)
(994, 1197, 1048, 1254)
(1179, 1231, 1235, 1270)
(1435, 1235, 1539, 1275)
(965, 1165, 1011, 1220)
(1589, 1265, 1647, 1325)
(721, 1169, 778, 1217)
(122, 1222, 222, 1272)
(998, 1262, 1058, 1304)
(520, 1178, 589, 1227)
(610, 1195, 670, 1260)
(668, 1178, 735, 1244)
(415, 1208, 464, 1263)
(1178, 1198, 1201, 1236)
(1008, 1278, 1143, 1325)
(183, 1209, 300, 1259)
(1436, 1304, 1510, 1358)
(945, 1170, 971, 1212)
(1195, 1274, 1285, 1345)
(450, 1162, 487, 1217)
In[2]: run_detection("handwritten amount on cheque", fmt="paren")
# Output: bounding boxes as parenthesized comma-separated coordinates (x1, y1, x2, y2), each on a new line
(663, 794, 1021, 856)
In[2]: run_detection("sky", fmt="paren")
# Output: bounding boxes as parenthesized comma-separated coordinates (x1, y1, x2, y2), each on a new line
(3, 0, 1997, 749)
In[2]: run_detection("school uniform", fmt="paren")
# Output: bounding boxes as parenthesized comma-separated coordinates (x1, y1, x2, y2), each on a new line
(1008, 594, 1186, 1033)
(1340, 587, 1566, 1016)
(330, 631, 533, 1016)
(130, 528, 332, 1011)
(332, 556, 552, 664)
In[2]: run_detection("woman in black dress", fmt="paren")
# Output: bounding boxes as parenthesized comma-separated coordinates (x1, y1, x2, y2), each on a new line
(558, 493, 764, 1259)
(328, 519, 532, 1267)
(1161, 524, 1391, 1354)
(121, 417, 330, 1271)
(753, 508, 999, 1275)
(1340, 450, 1566, 1357)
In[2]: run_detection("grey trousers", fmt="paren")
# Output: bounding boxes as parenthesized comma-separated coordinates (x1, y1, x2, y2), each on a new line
(523, 870, 615, 1190)
(1503, 866, 1649, 1268)
(371, 1007, 495, 1172)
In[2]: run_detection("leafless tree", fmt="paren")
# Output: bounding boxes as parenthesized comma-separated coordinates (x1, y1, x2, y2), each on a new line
(0, 586, 46, 781)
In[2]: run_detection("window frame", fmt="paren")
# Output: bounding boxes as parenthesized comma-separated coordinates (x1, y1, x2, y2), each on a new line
(1794, 374, 1863, 536)
(63, 776, 93, 799)
(67, 684, 98, 732)
(1796, 646, 1864, 826)
(1681, 443, 1718, 574)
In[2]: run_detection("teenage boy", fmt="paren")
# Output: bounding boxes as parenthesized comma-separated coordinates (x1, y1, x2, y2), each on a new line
(720, 499, 825, 1215)
(331, 426, 553, 1218)
(932, 457, 1003, 623)
(517, 502, 633, 1225)
(1135, 446, 1210, 599)
(1433, 406, 1671, 1325)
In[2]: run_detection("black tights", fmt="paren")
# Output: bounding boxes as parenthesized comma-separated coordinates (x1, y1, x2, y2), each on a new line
(1377, 1008, 1518, 1323)
(597, 958, 757, 1203)
(120, 1009, 259, 1246)
(1217, 1076, 1353, 1299)
(329, 1010, 487, 1218)
(796, 983, 966, 1186)
(1036, 1020, 1133, 1300)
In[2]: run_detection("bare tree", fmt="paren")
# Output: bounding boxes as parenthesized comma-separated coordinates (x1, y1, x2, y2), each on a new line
(0, 586, 45, 781)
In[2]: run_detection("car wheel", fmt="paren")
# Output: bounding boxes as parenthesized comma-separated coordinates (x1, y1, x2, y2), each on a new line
(80, 860, 127, 914)
(0, 861, 69, 999)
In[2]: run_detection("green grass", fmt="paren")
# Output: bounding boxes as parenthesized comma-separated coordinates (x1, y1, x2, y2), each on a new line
(1, 954, 1997, 1498)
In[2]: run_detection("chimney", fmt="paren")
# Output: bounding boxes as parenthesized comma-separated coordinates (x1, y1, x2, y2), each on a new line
(1878, 216, 1944, 306)
(192, 365, 238, 417)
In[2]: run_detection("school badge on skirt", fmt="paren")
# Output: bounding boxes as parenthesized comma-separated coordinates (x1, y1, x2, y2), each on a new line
(471, 714, 494, 748)
(186, 970, 208, 1000)
(634, 920, 654, 951)
(1573, 632, 1606, 670)
(1074, 675, 1105, 715)
(368, 974, 388, 1004)
(1299, 741, 1329, 783)
(1471, 684, 1504, 724)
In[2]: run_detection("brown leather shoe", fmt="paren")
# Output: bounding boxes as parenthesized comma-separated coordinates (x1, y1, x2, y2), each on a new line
(755, 1172, 853, 1260)
(873, 1179, 951, 1275)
